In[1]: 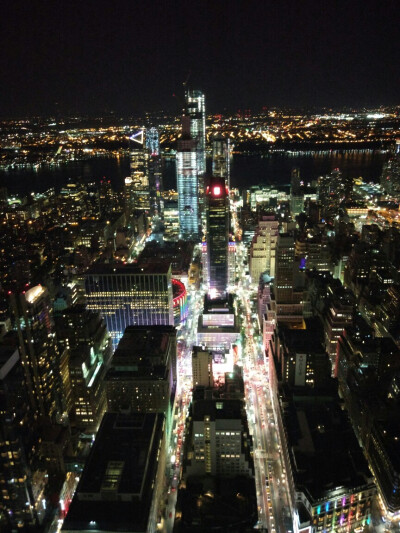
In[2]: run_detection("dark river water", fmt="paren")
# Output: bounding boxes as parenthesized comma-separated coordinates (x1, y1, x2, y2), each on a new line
(0, 150, 388, 195)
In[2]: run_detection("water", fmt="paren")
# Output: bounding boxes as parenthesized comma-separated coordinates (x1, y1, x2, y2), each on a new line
(0, 150, 388, 196)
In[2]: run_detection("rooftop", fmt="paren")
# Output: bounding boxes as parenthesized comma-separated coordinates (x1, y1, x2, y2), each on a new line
(87, 258, 171, 276)
(62, 412, 164, 532)
(284, 387, 373, 503)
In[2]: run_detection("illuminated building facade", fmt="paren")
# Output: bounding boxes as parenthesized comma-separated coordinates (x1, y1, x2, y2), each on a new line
(197, 295, 240, 357)
(212, 134, 231, 189)
(275, 233, 296, 303)
(381, 140, 400, 197)
(0, 347, 42, 531)
(128, 129, 150, 214)
(206, 176, 230, 297)
(55, 305, 112, 433)
(172, 278, 188, 325)
(163, 198, 179, 241)
(185, 89, 206, 175)
(192, 346, 213, 388)
(249, 215, 279, 284)
(98, 179, 114, 218)
(290, 167, 304, 216)
(176, 116, 199, 240)
(105, 326, 176, 422)
(185, 392, 253, 478)
(10, 285, 61, 418)
(146, 127, 164, 221)
(85, 260, 174, 349)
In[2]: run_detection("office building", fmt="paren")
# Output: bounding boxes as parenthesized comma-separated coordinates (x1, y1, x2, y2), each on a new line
(184, 388, 253, 478)
(275, 318, 331, 388)
(281, 386, 375, 533)
(9, 285, 61, 418)
(185, 89, 206, 175)
(129, 129, 150, 213)
(0, 346, 45, 531)
(163, 198, 179, 241)
(275, 233, 296, 302)
(105, 326, 176, 426)
(290, 167, 304, 216)
(197, 295, 240, 357)
(321, 281, 355, 373)
(98, 179, 114, 218)
(192, 346, 213, 388)
(271, 233, 305, 328)
(381, 140, 400, 196)
(335, 321, 400, 519)
(249, 215, 279, 284)
(146, 127, 164, 223)
(62, 412, 166, 533)
(85, 260, 174, 349)
(212, 134, 231, 189)
(55, 305, 112, 433)
(176, 116, 199, 240)
(205, 175, 230, 297)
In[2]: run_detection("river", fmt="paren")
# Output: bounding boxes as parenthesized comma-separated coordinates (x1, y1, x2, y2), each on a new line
(0, 149, 388, 196)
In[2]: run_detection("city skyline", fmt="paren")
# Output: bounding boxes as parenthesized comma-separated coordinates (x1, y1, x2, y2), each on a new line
(2, 2, 400, 531)
(1, 1, 400, 117)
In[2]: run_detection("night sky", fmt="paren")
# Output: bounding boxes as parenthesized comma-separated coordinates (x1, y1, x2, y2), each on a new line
(1, 0, 399, 117)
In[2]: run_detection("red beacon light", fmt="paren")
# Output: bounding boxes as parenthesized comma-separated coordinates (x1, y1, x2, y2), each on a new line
(213, 186, 221, 196)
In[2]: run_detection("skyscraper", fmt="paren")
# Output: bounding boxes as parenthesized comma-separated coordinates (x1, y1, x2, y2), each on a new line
(146, 127, 164, 222)
(290, 167, 304, 216)
(381, 140, 400, 196)
(192, 346, 213, 388)
(176, 116, 199, 240)
(185, 89, 206, 175)
(212, 134, 231, 189)
(10, 285, 61, 418)
(85, 259, 174, 349)
(128, 129, 150, 213)
(274, 234, 295, 304)
(0, 346, 41, 531)
(206, 175, 230, 297)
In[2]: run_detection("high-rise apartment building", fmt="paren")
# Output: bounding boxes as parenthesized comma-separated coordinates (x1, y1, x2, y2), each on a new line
(85, 260, 174, 349)
(176, 116, 199, 240)
(205, 176, 230, 297)
(10, 285, 61, 418)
